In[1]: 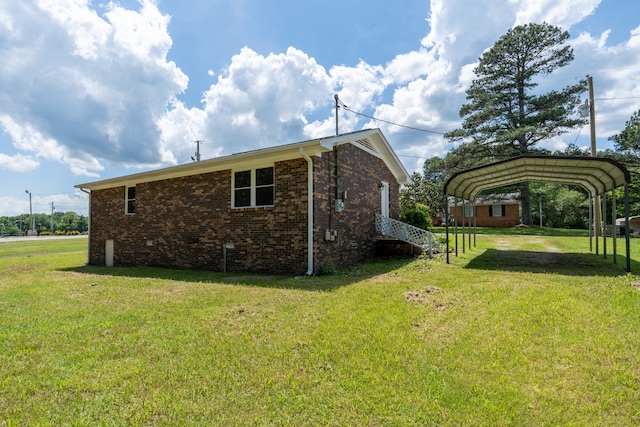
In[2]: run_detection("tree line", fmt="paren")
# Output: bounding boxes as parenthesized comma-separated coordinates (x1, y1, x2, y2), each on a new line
(400, 22, 640, 230)
(0, 211, 88, 236)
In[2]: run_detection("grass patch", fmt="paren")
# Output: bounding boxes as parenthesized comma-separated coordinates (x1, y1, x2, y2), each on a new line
(436, 225, 591, 236)
(1, 237, 640, 425)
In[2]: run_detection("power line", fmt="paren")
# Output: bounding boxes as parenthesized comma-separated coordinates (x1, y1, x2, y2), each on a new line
(336, 99, 448, 135)
(595, 96, 640, 101)
(573, 125, 585, 145)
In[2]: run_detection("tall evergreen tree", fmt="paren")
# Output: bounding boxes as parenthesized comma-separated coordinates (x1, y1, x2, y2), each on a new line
(445, 22, 586, 224)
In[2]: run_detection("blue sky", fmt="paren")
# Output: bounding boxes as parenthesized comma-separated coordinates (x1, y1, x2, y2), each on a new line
(1, 0, 640, 216)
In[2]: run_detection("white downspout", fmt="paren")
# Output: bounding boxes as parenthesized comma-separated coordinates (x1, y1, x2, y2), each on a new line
(79, 188, 91, 265)
(299, 148, 314, 275)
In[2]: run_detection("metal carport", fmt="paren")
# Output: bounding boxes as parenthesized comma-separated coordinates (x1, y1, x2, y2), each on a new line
(443, 155, 632, 272)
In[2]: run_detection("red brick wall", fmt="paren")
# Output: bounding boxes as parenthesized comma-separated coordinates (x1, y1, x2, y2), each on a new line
(313, 144, 399, 271)
(449, 203, 520, 227)
(88, 143, 400, 274)
(89, 160, 309, 274)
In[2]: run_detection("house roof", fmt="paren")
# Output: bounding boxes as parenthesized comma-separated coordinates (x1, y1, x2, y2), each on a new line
(444, 155, 631, 200)
(75, 128, 410, 191)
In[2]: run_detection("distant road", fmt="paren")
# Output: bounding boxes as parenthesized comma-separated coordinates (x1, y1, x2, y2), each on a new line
(0, 235, 87, 243)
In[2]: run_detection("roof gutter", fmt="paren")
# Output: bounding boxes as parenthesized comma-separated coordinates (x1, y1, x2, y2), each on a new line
(299, 148, 314, 276)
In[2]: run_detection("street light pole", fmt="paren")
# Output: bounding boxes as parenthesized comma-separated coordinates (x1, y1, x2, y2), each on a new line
(50, 202, 55, 235)
(25, 190, 34, 236)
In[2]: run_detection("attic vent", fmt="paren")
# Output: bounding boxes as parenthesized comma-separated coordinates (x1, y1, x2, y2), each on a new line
(355, 138, 376, 153)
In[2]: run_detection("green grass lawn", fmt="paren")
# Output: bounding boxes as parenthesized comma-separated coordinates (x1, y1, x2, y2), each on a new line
(1, 235, 639, 425)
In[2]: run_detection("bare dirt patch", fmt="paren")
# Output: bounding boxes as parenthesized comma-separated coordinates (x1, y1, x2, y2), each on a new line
(404, 286, 453, 311)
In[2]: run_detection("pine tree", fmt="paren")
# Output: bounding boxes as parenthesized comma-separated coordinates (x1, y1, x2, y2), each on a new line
(445, 22, 586, 225)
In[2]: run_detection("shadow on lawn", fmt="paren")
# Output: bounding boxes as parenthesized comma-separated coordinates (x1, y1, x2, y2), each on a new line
(464, 248, 639, 276)
(60, 256, 416, 292)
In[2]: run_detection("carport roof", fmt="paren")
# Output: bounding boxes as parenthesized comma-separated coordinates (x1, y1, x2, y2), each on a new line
(444, 155, 631, 200)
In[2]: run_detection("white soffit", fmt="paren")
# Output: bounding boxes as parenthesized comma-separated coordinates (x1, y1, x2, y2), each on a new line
(444, 155, 631, 200)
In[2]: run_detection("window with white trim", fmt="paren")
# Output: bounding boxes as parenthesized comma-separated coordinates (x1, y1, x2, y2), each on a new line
(126, 186, 136, 214)
(463, 204, 475, 217)
(489, 204, 505, 217)
(233, 166, 274, 208)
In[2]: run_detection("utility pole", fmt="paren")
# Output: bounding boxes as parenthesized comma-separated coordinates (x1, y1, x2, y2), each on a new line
(588, 75, 597, 157)
(578, 78, 601, 248)
(50, 202, 55, 235)
(579, 76, 604, 244)
(588, 76, 600, 236)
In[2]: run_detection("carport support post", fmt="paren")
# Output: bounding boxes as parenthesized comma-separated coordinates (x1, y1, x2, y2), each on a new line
(603, 192, 607, 260)
(454, 197, 459, 257)
(589, 194, 593, 252)
(445, 209, 450, 264)
(625, 183, 631, 272)
(473, 201, 477, 248)
(595, 192, 600, 256)
(462, 200, 466, 254)
(612, 189, 617, 264)
(467, 201, 472, 249)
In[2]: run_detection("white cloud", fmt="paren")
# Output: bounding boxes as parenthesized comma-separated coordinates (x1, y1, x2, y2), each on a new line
(0, 153, 39, 172)
(512, 0, 601, 28)
(303, 60, 388, 138)
(36, 0, 111, 60)
(0, 0, 638, 184)
(175, 46, 335, 156)
(0, 0, 187, 176)
(385, 50, 436, 85)
(0, 115, 103, 176)
(158, 101, 210, 162)
(569, 25, 640, 138)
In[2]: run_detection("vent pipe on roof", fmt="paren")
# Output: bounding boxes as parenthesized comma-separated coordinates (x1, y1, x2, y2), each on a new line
(191, 140, 203, 162)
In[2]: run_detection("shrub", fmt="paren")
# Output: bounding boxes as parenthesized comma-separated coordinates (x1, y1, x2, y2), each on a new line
(317, 260, 337, 276)
(401, 203, 433, 230)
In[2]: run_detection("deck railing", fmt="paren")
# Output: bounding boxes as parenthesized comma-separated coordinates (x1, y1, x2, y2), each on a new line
(375, 214, 441, 256)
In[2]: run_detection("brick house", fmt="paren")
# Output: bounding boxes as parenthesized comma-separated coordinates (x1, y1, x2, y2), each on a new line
(75, 129, 409, 275)
(449, 194, 521, 227)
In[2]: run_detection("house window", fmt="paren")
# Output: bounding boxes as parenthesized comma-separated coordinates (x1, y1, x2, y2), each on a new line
(126, 186, 136, 214)
(233, 166, 274, 208)
(463, 205, 475, 217)
(489, 204, 505, 217)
